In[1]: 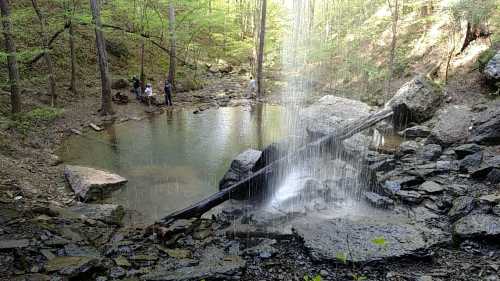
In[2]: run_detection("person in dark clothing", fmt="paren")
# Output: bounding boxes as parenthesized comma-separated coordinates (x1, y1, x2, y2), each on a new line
(132, 76, 141, 100)
(164, 80, 173, 106)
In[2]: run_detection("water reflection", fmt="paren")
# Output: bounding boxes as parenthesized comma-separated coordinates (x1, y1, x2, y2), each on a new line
(58, 104, 287, 224)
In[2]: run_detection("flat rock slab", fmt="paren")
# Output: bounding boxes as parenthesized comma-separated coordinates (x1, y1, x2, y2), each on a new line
(66, 203, 125, 225)
(292, 216, 448, 263)
(143, 245, 245, 281)
(64, 165, 127, 201)
(453, 214, 500, 239)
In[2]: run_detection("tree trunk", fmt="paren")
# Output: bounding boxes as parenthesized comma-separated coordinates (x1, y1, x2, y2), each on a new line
(31, 0, 57, 107)
(140, 38, 145, 89)
(386, 0, 399, 97)
(90, 0, 114, 115)
(0, 0, 21, 113)
(69, 21, 77, 94)
(256, 0, 267, 97)
(167, 0, 176, 85)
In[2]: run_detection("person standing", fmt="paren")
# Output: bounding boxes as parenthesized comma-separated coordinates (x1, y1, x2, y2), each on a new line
(144, 83, 153, 106)
(248, 76, 257, 97)
(164, 79, 173, 106)
(132, 76, 141, 100)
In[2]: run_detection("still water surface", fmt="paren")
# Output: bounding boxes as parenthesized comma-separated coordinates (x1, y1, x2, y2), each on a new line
(58, 104, 288, 224)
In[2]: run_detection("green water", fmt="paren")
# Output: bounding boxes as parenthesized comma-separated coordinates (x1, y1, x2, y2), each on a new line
(58, 104, 288, 224)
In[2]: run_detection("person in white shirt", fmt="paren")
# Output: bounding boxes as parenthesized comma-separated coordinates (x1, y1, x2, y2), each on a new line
(248, 76, 257, 97)
(144, 83, 153, 106)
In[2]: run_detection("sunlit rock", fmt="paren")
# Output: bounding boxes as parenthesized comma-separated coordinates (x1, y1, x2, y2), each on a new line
(426, 105, 473, 147)
(64, 165, 127, 201)
(219, 149, 262, 199)
(386, 76, 441, 128)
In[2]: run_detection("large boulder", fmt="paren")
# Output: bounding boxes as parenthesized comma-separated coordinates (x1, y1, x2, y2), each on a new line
(302, 95, 372, 138)
(484, 51, 500, 81)
(386, 76, 441, 128)
(64, 165, 127, 201)
(219, 149, 262, 199)
(426, 106, 473, 147)
(453, 214, 500, 239)
(469, 105, 500, 145)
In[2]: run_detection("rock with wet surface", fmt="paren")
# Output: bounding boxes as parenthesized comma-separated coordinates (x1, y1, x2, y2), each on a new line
(454, 143, 481, 159)
(426, 106, 472, 147)
(64, 165, 127, 201)
(364, 192, 394, 208)
(293, 216, 448, 263)
(398, 125, 431, 139)
(66, 203, 125, 225)
(419, 144, 442, 161)
(219, 149, 262, 199)
(44, 256, 99, 276)
(386, 76, 441, 128)
(454, 214, 500, 239)
(399, 141, 420, 155)
(419, 181, 445, 194)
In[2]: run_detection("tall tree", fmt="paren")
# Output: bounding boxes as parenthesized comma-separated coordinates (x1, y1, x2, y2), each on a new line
(67, 0, 78, 95)
(167, 0, 176, 85)
(0, 0, 21, 113)
(256, 0, 267, 97)
(386, 0, 400, 95)
(32, 0, 57, 106)
(90, 0, 113, 115)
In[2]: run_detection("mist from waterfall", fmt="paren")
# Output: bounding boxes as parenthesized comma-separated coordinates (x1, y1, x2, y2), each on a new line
(266, 0, 374, 216)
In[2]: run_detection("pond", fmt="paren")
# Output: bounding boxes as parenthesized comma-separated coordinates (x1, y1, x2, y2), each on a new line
(58, 104, 289, 225)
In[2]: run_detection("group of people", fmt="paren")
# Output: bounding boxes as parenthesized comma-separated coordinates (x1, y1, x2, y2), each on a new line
(131, 76, 173, 107)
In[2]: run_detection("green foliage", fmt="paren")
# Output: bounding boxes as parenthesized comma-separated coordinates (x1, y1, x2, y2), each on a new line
(335, 252, 348, 264)
(352, 273, 368, 281)
(371, 236, 387, 247)
(303, 274, 323, 281)
(447, 0, 497, 26)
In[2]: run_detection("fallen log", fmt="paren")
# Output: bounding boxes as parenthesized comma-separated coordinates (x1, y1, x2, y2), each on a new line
(160, 108, 394, 225)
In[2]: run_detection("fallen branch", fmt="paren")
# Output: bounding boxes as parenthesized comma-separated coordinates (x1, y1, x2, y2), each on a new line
(27, 23, 71, 67)
(159, 108, 394, 225)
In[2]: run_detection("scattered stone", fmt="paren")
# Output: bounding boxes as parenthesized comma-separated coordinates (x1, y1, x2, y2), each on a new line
(396, 190, 423, 204)
(44, 256, 98, 276)
(469, 105, 500, 145)
(419, 144, 442, 161)
(419, 181, 445, 194)
(454, 214, 500, 239)
(243, 239, 278, 259)
(493, 204, 500, 217)
(114, 256, 131, 268)
(488, 169, 500, 184)
(454, 144, 481, 159)
(64, 165, 127, 201)
(164, 248, 192, 259)
(479, 194, 500, 205)
(66, 203, 125, 225)
(386, 76, 441, 128)
(364, 192, 394, 208)
(459, 152, 483, 173)
(448, 196, 475, 221)
(0, 239, 30, 250)
(399, 141, 420, 155)
(398, 125, 431, 139)
(109, 267, 127, 279)
(426, 106, 472, 147)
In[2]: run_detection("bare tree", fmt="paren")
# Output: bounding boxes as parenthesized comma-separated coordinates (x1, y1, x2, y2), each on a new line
(167, 0, 176, 85)
(256, 0, 267, 97)
(32, 0, 57, 106)
(90, 0, 114, 115)
(0, 0, 21, 113)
